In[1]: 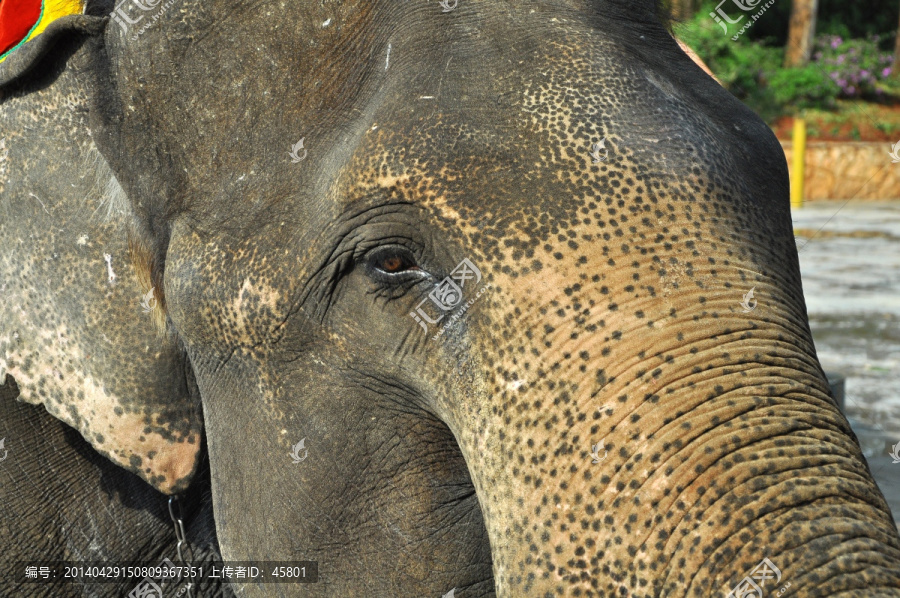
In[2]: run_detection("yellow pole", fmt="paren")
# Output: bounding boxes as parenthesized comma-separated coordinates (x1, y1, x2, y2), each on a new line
(791, 117, 806, 208)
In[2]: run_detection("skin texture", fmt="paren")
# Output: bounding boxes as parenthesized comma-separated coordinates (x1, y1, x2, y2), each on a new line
(0, 23, 203, 493)
(0, 26, 225, 597)
(3, 0, 900, 596)
(0, 376, 232, 597)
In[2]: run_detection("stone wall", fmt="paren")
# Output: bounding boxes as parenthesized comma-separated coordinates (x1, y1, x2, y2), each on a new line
(781, 141, 900, 201)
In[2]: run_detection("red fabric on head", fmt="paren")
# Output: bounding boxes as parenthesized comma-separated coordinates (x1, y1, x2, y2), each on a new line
(0, 0, 43, 56)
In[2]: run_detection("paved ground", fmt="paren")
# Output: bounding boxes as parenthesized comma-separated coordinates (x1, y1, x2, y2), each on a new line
(793, 200, 900, 527)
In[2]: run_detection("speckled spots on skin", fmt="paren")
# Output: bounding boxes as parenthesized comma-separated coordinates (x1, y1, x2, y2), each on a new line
(373, 171, 412, 190)
(1, 78, 203, 494)
(228, 277, 286, 341)
(15, 1, 895, 595)
(322, 15, 900, 595)
(2, 328, 198, 493)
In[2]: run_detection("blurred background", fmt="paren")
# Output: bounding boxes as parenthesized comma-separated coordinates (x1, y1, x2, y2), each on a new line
(668, 0, 900, 525)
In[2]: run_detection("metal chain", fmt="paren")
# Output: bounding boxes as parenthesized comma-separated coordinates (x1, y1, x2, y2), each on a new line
(168, 495, 196, 598)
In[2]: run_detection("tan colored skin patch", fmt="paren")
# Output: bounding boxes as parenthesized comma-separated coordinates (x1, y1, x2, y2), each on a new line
(1, 105, 203, 494)
(8, 355, 200, 493)
(230, 277, 285, 341)
(66, 0, 900, 595)
(2, 327, 198, 494)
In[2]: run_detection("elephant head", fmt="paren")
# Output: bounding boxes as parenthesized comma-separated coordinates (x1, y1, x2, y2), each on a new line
(3, 0, 899, 596)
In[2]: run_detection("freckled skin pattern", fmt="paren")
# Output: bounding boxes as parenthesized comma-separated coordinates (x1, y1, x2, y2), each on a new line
(0, 29, 230, 596)
(0, 379, 232, 597)
(4, 0, 900, 597)
(0, 31, 203, 493)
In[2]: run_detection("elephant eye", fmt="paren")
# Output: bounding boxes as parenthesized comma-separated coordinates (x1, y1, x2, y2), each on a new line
(367, 247, 422, 277)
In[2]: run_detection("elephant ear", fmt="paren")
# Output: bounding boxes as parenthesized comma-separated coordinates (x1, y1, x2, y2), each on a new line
(0, 5, 203, 494)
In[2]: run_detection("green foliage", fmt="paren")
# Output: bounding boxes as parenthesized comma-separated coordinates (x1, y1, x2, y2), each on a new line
(874, 77, 900, 100)
(768, 65, 840, 112)
(816, 0, 899, 42)
(813, 35, 895, 99)
(694, 0, 900, 44)
(674, 6, 784, 119)
(675, 3, 899, 119)
(875, 121, 894, 135)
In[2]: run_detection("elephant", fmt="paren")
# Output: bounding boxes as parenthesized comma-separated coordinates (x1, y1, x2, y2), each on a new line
(0, 13, 231, 594)
(0, 377, 231, 597)
(2, 0, 900, 596)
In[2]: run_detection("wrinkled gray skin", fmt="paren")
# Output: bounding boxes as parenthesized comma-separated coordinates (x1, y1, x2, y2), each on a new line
(0, 378, 230, 597)
(3, 0, 900, 596)
(0, 26, 229, 596)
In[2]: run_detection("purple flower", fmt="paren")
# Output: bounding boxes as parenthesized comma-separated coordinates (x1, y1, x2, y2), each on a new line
(846, 85, 856, 95)
(860, 70, 870, 79)
(837, 79, 847, 87)
(837, 55, 845, 64)
(883, 67, 893, 78)
(831, 37, 842, 49)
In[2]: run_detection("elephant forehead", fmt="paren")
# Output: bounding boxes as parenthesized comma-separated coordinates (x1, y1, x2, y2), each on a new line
(335, 39, 757, 239)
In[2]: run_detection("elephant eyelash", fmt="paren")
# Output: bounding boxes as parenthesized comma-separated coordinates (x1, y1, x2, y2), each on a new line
(365, 277, 429, 304)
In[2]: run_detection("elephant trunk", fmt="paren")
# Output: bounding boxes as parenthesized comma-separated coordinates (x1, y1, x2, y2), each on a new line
(451, 281, 900, 596)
